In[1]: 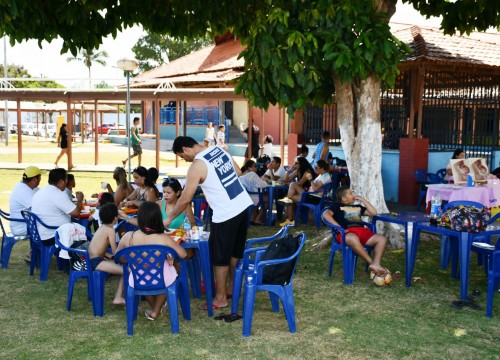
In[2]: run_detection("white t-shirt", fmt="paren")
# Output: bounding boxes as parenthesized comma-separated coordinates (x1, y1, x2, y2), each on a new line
(32, 184, 77, 240)
(195, 146, 252, 222)
(9, 182, 39, 235)
(313, 173, 331, 187)
(205, 127, 215, 144)
(264, 166, 287, 181)
(262, 143, 273, 157)
(216, 131, 225, 145)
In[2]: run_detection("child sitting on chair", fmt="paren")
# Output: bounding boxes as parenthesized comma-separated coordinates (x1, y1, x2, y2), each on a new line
(88, 202, 125, 305)
(89, 192, 115, 228)
(322, 186, 389, 278)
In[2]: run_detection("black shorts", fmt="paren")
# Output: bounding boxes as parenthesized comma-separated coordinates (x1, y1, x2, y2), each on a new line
(209, 207, 249, 266)
(132, 144, 142, 155)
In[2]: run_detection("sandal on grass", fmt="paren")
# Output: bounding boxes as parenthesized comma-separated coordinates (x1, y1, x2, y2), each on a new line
(145, 310, 156, 321)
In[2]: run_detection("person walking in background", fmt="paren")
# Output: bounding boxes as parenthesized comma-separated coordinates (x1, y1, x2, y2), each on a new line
(205, 122, 216, 146)
(54, 123, 74, 169)
(216, 124, 228, 150)
(241, 120, 260, 162)
(122, 117, 142, 167)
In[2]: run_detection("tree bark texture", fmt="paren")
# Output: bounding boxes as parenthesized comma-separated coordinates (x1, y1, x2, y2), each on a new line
(334, 75, 404, 248)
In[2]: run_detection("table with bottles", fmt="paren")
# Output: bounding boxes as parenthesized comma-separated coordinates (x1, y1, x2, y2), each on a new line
(425, 182, 500, 211)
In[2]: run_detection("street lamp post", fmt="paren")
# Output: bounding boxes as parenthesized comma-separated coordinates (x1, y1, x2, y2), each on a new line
(117, 58, 139, 182)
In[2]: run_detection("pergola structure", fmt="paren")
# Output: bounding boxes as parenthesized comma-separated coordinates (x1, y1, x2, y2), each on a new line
(0, 88, 244, 169)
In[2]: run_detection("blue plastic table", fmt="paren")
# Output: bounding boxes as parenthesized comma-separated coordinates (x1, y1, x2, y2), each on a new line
(182, 239, 215, 316)
(372, 212, 430, 287)
(412, 221, 500, 300)
(265, 184, 289, 226)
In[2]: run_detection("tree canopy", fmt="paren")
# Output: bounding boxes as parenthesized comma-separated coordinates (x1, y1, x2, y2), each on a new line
(132, 33, 212, 72)
(0, 64, 64, 88)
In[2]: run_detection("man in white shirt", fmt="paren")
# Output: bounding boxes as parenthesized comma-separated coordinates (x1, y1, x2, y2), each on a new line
(262, 156, 287, 182)
(31, 168, 84, 246)
(9, 166, 43, 236)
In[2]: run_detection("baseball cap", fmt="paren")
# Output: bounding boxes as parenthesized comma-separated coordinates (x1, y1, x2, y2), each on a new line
(23, 166, 42, 179)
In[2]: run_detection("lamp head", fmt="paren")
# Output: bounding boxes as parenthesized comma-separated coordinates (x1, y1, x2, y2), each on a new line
(117, 58, 139, 72)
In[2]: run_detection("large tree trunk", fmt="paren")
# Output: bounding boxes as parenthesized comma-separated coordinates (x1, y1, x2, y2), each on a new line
(334, 75, 404, 248)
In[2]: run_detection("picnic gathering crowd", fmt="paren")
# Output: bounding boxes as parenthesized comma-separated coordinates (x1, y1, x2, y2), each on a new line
(7, 129, 394, 326)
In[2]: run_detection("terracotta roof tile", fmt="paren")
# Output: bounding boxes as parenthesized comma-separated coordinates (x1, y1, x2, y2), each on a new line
(391, 24, 500, 68)
(136, 38, 245, 81)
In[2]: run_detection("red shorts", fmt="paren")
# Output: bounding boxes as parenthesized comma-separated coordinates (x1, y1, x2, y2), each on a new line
(335, 227, 375, 246)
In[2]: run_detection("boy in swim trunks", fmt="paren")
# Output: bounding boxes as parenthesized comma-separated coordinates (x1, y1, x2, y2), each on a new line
(322, 186, 389, 277)
(88, 203, 125, 305)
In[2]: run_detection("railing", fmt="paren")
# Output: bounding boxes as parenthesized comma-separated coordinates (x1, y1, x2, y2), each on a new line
(160, 106, 221, 126)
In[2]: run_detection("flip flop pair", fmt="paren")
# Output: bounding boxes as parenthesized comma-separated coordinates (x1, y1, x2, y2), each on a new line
(213, 313, 242, 323)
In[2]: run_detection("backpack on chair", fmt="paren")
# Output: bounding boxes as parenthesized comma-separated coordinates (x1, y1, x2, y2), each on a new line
(261, 234, 300, 285)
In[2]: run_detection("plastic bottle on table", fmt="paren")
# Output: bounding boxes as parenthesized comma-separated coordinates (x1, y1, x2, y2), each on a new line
(183, 215, 191, 239)
(429, 191, 441, 225)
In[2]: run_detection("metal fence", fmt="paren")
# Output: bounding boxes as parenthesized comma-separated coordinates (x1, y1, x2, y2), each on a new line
(302, 69, 500, 168)
(160, 105, 221, 125)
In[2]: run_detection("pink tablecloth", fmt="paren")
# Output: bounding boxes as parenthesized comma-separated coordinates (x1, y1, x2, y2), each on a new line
(426, 183, 500, 208)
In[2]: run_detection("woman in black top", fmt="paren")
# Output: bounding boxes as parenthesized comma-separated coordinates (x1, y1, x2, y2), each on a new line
(54, 123, 74, 169)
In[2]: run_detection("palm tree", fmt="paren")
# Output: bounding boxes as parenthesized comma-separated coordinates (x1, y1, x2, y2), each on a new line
(67, 49, 109, 88)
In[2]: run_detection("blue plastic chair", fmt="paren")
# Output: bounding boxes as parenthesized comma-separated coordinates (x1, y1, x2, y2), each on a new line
(471, 234, 500, 317)
(54, 225, 110, 316)
(241, 232, 306, 337)
(415, 169, 430, 212)
(0, 209, 30, 269)
(295, 182, 333, 228)
(21, 210, 65, 282)
(436, 168, 447, 183)
(321, 208, 373, 284)
(115, 245, 191, 335)
(231, 225, 291, 315)
(438, 201, 484, 274)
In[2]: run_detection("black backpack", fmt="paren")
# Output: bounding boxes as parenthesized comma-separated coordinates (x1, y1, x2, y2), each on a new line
(261, 234, 300, 285)
(256, 155, 271, 176)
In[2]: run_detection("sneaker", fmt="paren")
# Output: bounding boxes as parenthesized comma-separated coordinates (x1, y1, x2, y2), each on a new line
(279, 219, 295, 227)
(278, 197, 293, 204)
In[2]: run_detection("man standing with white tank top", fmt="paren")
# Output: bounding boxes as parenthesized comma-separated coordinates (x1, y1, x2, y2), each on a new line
(167, 136, 252, 310)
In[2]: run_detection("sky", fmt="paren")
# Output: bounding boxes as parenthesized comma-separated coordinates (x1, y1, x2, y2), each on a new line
(1, 1, 443, 88)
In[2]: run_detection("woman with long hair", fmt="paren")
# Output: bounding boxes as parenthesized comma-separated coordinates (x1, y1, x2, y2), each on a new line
(54, 123, 74, 169)
(158, 178, 195, 229)
(117, 201, 187, 320)
(239, 159, 268, 225)
(279, 156, 317, 226)
(120, 166, 160, 208)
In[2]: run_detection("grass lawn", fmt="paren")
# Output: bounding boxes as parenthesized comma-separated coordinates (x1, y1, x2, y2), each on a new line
(0, 140, 499, 359)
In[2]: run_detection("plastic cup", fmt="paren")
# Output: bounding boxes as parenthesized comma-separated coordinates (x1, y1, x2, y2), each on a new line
(83, 206, 90, 213)
(201, 232, 209, 241)
(191, 229, 199, 241)
(101, 182, 108, 189)
(271, 180, 276, 186)
(198, 226, 204, 237)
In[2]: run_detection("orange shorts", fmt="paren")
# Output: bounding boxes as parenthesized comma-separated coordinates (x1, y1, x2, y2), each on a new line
(335, 227, 375, 246)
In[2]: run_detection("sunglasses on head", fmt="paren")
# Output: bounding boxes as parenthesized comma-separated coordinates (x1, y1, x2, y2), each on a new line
(162, 178, 180, 187)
